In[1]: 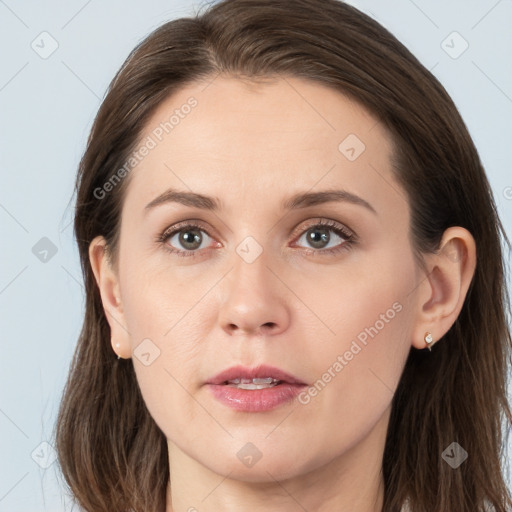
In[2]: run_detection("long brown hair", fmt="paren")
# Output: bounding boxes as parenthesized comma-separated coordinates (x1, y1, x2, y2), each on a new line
(53, 1, 512, 510)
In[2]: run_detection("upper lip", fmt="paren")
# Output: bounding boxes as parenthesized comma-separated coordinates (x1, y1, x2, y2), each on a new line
(206, 364, 307, 385)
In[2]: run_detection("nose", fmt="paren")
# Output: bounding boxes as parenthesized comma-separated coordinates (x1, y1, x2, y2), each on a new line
(218, 250, 291, 337)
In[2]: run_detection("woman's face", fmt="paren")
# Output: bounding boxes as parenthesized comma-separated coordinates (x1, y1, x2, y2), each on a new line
(100, 76, 423, 483)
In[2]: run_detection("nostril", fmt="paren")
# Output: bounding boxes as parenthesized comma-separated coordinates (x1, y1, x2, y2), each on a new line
(226, 322, 277, 333)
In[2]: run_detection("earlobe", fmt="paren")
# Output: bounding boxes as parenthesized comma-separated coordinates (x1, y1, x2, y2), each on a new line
(88, 236, 132, 359)
(411, 227, 477, 351)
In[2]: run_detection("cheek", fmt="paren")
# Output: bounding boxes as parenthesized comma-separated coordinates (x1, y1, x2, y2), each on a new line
(300, 246, 413, 349)
(121, 267, 208, 376)
(294, 249, 415, 444)
(119, 259, 214, 437)
(120, 255, 210, 342)
(129, 307, 205, 444)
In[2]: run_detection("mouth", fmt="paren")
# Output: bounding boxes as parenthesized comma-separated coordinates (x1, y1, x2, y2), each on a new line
(222, 377, 282, 390)
(206, 364, 307, 387)
(205, 364, 308, 412)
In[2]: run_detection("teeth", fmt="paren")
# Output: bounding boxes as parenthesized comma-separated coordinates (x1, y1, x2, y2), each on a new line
(252, 378, 276, 385)
(225, 377, 281, 389)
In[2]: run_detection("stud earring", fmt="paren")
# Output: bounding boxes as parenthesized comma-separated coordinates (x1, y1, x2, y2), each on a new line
(424, 332, 434, 351)
(114, 342, 121, 360)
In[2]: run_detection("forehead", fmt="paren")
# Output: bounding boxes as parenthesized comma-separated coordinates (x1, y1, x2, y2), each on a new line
(122, 75, 400, 218)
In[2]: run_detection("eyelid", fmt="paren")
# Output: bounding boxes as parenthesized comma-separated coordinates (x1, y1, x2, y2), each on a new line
(289, 217, 355, 242)
(160, 219, 215, 240)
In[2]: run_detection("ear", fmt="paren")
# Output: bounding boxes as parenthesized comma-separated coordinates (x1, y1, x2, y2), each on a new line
(411, 226, 477, 350)
(88, 235, 131, 359)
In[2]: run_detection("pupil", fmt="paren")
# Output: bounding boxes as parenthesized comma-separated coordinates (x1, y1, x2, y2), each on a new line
(180, 229, 201, 249)
(308, 228, 329, 249)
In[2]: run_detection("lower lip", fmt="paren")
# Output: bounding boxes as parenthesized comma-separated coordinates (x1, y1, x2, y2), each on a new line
(206, 383, 306, 412)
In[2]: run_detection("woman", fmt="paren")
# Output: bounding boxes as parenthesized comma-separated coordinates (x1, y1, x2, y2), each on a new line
(54, 0, 512, 511)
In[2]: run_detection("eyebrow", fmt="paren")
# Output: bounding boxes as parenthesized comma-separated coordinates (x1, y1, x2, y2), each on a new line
(144, 188, 377, 215)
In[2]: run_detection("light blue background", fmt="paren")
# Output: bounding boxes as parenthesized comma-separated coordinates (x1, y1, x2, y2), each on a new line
(1, 0, 511, 510)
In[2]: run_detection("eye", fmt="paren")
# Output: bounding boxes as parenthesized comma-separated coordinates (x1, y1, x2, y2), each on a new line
(157, 218, 356, 258)
(157, 221, 216, 258)
(292, 219, 355, 255)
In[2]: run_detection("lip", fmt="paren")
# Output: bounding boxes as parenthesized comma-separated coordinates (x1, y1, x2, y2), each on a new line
(205, 364, 308, 412)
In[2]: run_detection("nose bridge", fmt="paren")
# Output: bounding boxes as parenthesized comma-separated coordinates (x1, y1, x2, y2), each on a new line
(229, 235, 273, 302)
(217, 235, 290, 335)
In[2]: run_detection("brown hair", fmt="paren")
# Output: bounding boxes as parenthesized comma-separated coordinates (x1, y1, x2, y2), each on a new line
(53, 0, 512, 510)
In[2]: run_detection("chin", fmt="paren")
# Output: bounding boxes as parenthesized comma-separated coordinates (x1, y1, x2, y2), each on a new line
(203, 447, 316, 483)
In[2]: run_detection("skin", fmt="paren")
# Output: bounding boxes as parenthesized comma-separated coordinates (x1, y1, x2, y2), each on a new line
(89, 75, 476, 511)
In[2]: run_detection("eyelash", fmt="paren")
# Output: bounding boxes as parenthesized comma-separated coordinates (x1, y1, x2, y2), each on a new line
(156, 219, 356, 259)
